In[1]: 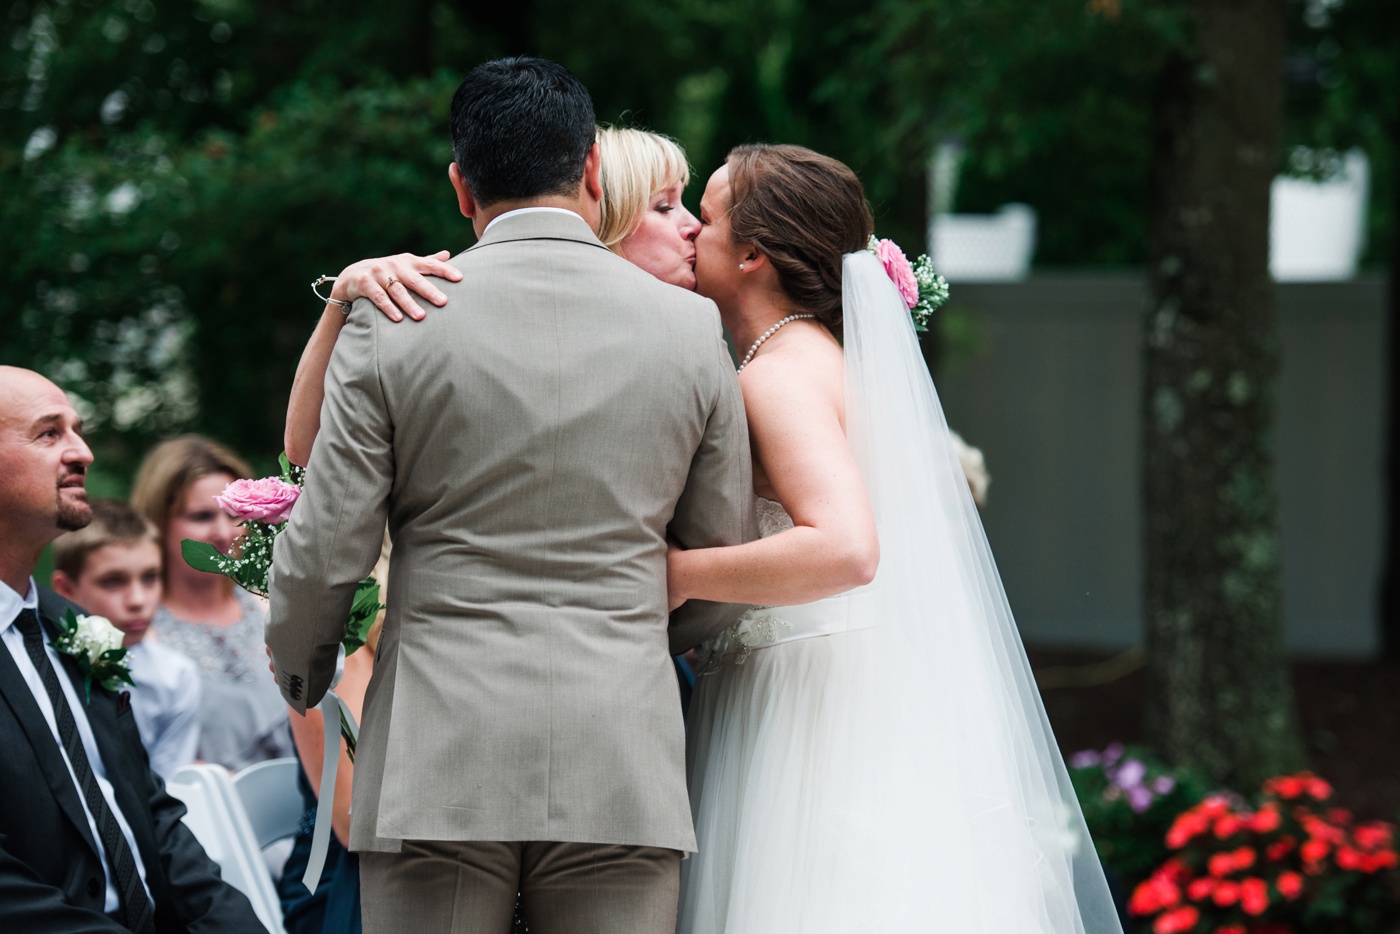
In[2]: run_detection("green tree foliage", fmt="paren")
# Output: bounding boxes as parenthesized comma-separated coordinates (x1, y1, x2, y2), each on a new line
(2, 0, 1392, 474)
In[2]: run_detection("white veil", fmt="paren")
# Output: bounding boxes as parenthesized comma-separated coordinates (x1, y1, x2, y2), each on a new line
(839, 250, 1123, 932)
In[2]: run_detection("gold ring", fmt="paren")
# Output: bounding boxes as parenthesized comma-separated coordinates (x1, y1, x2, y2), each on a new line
(385, 276, 399, 288)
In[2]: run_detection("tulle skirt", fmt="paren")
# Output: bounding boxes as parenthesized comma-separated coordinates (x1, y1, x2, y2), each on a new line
(679, 610, 1102, 934)
(681, 623, 976, 934)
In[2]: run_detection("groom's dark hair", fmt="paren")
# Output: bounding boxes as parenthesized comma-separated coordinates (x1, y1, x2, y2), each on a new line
(450, 57, 596, 207)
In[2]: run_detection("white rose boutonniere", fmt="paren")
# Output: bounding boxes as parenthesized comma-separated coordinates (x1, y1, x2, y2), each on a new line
(51, 610, 135, 702)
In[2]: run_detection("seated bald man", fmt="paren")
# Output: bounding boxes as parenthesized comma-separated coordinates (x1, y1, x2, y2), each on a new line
(0, 366, 262, 933)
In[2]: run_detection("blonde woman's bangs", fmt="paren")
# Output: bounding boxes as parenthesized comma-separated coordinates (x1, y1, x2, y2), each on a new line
(597, 128, 691, 250)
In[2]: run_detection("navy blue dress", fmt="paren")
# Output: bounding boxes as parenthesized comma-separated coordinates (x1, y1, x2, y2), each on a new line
(276, 767, 361, 934)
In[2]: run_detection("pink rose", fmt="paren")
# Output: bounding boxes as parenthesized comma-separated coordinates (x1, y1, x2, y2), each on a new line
(215, 477, 301, 524)
(875, 238, 919, 309)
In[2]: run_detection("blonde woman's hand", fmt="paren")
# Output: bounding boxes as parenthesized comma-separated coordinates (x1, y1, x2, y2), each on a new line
(331, 250, 463, 322)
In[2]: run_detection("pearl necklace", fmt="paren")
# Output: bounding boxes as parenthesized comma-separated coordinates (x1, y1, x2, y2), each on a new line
(737, 314, 816, 372)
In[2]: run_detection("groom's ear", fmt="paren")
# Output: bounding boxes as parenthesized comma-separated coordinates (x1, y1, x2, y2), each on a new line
(449, 162, 477, 219)
(582, 142, 602, 204)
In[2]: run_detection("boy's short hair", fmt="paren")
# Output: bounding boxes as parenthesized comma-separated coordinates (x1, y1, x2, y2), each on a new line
(52, 498, 161, 579)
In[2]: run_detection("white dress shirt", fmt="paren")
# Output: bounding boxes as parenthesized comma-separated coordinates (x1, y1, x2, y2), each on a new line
(126, 639, 202, 781)
(0, 578, 153, 914)
(481, 205, 585, 235)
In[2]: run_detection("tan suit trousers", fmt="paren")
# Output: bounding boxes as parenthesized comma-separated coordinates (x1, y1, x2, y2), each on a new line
(359, 840, 681, 934)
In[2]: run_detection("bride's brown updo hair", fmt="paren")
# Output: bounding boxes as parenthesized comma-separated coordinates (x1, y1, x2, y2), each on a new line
(725, 144, 874, 333)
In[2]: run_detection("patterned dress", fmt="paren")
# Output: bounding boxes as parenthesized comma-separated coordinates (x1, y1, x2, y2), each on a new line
(152, 588, 294, 771)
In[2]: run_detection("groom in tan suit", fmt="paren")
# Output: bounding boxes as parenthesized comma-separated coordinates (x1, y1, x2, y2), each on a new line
(266, 57, 755, 933)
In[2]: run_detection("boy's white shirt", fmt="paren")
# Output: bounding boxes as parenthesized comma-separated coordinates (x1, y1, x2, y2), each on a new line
(125, 637, 203, 780)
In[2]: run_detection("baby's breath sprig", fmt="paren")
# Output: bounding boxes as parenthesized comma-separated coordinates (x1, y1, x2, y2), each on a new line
(909, 255, 951, 333)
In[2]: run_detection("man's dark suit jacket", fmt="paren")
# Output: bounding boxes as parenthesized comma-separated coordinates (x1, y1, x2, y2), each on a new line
(0, 587, 262, 932)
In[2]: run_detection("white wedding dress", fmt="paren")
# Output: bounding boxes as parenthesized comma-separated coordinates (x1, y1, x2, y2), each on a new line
(677, 253, 1122, 933)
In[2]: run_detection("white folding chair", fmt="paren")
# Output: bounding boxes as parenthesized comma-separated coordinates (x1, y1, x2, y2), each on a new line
(233, 757, 304, 888)
(167, 763, 284, 933)
(232, 757, 304, 851)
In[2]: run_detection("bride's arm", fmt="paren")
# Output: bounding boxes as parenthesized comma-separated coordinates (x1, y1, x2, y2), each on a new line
(285, 251, 462, 465)
(667, 349, 879, 608)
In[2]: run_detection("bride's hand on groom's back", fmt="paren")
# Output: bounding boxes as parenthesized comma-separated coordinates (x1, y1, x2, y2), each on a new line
(333, 250, 463, 322)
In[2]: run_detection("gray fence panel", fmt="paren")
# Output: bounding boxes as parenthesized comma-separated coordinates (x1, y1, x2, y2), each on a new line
(934, 274, 1387, 657)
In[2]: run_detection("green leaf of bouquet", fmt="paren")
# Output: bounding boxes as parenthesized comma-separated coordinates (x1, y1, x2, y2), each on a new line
(339, 706, 357, 762)
(279, 451, 306, 486)
(342, 578, 383, 656)
(182, 539, 230, 574)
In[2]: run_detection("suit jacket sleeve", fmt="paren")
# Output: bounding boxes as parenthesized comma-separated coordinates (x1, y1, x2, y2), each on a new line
(3, 591, 260, 933)
(144, 772, 264, 933)
(666, 311, 759, 654)
(267, 301, 393, 713)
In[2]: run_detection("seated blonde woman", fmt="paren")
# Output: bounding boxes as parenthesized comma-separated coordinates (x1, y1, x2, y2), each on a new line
(284, 126, 700, 463)
(131, 435, 295, 771)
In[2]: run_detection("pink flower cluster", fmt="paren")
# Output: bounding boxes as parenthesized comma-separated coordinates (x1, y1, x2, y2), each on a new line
(874, 238, 919, 309)
(215, 477, 301, 525)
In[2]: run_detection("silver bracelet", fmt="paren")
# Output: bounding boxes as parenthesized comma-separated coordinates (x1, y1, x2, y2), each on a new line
(311, 275, 353, 312)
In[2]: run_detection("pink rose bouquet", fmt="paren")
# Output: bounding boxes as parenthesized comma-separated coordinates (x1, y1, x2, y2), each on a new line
(183, 453, 380, 662)
(215, 477, 301, 525)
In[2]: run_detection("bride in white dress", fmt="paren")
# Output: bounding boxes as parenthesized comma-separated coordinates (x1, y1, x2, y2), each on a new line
(668, 144, 1122, 933)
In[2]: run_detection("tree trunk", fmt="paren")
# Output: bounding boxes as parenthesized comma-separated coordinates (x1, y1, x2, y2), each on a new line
(1381, 114, 1400, 661)
(1143, 0, 1305, 787)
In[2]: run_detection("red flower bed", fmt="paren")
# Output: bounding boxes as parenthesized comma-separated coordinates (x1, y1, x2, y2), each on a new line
(1129, 772, 1399, 933)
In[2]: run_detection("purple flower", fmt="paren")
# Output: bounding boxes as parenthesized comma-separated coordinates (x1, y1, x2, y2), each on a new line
(1069, 750, 1102, 769)
(1153, 776, 1177, 795)
(1116, 759, 1147, 789)
(1127, 785, 1155, 813)
(1103, 742, 1125, 765)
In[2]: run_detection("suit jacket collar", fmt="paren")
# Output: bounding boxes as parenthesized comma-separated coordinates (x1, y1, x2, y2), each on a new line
(0, 587, 104, 861)
(33, 586, 167, 909)
(37, 586, 82, 629)
(469, 208, 611, 253)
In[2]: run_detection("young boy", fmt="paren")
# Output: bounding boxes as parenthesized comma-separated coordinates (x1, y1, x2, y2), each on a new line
(51, 498, 202, 780)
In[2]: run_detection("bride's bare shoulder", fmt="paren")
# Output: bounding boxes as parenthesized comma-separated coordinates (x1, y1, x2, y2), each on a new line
(739, 325, 842, 383)
(737, 326, 845, 421)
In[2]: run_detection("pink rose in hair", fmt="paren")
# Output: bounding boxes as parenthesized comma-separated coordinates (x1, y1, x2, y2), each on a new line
(875, 238, 919, 309)
(215, 477, 301, 525)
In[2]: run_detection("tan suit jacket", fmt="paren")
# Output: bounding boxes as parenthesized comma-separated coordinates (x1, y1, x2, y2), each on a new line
(266, 211, 755, 853)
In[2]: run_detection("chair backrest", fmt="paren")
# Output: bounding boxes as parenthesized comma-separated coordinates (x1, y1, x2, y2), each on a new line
(167, 763, 284, 934)
(233, 757, 305, 849)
